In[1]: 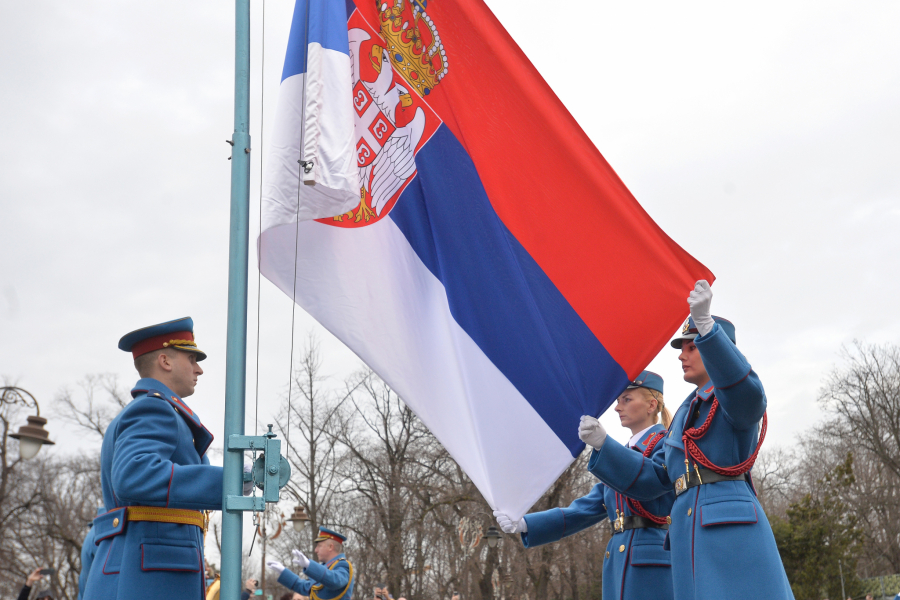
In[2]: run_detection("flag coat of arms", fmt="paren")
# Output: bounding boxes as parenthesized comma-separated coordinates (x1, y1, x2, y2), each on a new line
(260, 0, 714, 519)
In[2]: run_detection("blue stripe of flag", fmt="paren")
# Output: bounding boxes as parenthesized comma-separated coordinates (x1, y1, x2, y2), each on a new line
(281, 0, 355, 81)
(388, 125, 629, 456)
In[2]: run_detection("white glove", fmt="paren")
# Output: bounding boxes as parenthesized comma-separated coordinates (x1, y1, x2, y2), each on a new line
(267, 560, 285, 574)
(493, 510, 527, 534)
(578, 415, 607, 450)
(242, 462, 254, 496)
(292, 549, 310, 569)
(687, 280, 714, 337)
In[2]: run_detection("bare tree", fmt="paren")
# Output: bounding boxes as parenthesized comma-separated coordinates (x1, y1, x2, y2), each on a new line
(820, 341, 900, 480)
(55, 374, 129, 440)
(337, 370, 434, 597)
(274, 333, 356, 547)
(0, 453, 102, 599)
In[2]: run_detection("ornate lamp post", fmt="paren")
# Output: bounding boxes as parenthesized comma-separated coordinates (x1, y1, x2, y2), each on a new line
(2, 387, 54, 460)
(484, 526, 502, 548)
(286, 504, 310, 532)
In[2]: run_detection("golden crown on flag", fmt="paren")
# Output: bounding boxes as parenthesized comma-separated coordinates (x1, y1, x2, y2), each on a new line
(375, 0, 449, 97)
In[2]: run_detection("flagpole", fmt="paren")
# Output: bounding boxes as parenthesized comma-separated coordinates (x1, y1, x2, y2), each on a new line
(222, 0, 251, 597)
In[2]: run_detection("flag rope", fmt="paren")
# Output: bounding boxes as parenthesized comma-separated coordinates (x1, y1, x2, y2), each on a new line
(253, 0, 266, 440)
(286, 0, 313, 472)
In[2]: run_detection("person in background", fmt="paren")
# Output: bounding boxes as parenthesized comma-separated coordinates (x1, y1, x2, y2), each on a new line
(241, 578, 259, 600)
(17, 569, 49, 600)
(204, 562, 220, 600)
(266, 527, 355, 600)
(495, 370, 673, 600)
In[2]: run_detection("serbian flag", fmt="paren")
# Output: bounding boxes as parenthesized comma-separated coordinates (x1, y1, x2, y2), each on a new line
(260, 0, 713, 519)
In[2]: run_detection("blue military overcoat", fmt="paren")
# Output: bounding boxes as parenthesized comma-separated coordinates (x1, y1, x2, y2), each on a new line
(78, 507, 106, 600)
(83, 378, 223, 600)
(278, 554, 355, 600)
(522, 425, 673, 600)
(588, 323, 793, 600)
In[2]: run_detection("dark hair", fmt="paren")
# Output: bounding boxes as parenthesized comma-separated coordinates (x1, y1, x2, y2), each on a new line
(280, 594, 294, 600)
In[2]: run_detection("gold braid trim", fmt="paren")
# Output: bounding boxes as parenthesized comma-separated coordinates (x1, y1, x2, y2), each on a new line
(310, 558, 354, 600)
(163, 339, 198, 348)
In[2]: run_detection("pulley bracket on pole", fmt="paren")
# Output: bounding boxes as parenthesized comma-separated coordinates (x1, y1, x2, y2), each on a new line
(225, 424, 291, 511)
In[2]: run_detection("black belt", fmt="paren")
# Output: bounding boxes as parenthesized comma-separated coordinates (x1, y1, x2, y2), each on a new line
(611, 515, 669, 534)
(674, 467, 748, 496)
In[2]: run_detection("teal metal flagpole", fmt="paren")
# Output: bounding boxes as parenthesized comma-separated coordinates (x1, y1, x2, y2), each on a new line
(221, 0, 251, 598)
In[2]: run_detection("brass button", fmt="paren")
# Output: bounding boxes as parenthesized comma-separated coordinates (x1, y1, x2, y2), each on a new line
(619, 545, 625, 553)
(687, 508, 692, 516)
(113, 518, 120, 527)
(605, 551, 609, 559)
(666, 516, 672, 524)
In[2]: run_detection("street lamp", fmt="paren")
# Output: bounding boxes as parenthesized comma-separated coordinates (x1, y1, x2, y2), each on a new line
(484, 526, 502, 548)
(2, 387, 54, 460)
(286, 504, 310, 532)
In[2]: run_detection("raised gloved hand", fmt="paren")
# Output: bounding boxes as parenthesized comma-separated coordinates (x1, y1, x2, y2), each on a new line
(578, 415, 607, 450)
(493, 510, 527, 534)
(242, 462, 254, 496)
(688, 280, 714, 337)
(266, 560, 286, 575)
(292, 549, 310, 570)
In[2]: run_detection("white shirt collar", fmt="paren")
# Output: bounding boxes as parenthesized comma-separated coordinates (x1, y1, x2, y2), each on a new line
(627, 425, 654, 448)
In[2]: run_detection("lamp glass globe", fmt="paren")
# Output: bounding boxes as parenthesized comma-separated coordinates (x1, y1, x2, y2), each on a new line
(290, 519, 307, 533)
(18, 438, 42, 460)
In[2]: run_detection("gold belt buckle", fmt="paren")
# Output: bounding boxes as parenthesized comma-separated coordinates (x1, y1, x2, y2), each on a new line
(674, 475, 687, 496)
(613, 516, 624, 533)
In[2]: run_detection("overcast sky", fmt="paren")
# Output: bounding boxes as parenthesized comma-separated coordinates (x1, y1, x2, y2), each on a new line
(2, 0, 899, 550)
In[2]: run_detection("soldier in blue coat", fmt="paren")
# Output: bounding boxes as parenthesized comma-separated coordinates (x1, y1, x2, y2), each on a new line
(83, 317, 252, 600)
(579, 281, 794, 600)
(267, 527, 355, 600)
(494, 371, 674, 600)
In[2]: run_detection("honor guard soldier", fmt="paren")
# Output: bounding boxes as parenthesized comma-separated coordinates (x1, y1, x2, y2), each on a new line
(267, 527, 355, 600)
(495, 371, 674, 600)
(579, 282, 794, 600)
(83, 317, 253, 600)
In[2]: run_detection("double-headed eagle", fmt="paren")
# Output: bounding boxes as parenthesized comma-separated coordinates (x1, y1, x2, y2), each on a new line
(347, 28, 426, 221)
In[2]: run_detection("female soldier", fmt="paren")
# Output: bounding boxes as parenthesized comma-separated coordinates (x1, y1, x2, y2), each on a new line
(494, 371, 675, 600)
(579, 281, 794, 600)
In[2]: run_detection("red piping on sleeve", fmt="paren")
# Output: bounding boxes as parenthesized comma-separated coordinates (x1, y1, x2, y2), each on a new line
(716, 367, 752, 391)
(626, 456, 645, 491)
(166, 464, 174, 507)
